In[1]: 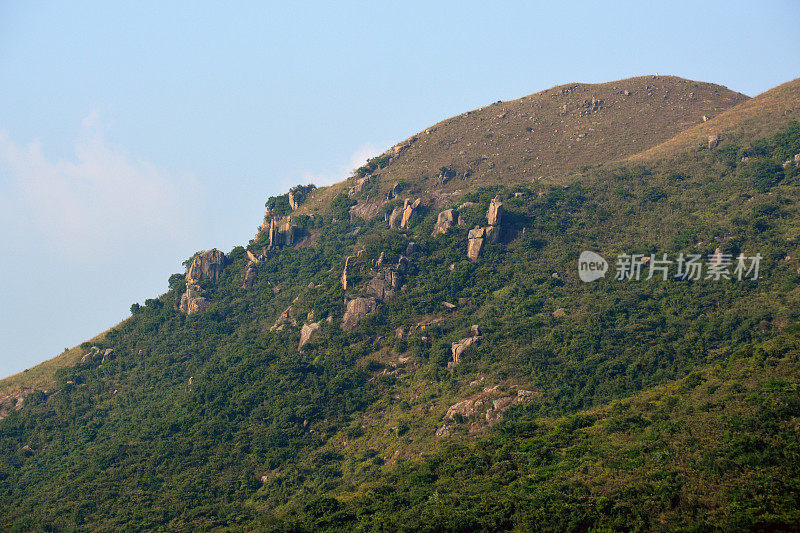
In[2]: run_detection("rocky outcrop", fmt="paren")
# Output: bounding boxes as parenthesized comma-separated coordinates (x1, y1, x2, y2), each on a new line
(180, 288, 212, 315)
(400, 198, 421, 229)
(0, 388, 35, 420)
(81, 346, 99, 363)
(467, 227, 486, 262)
(242, 265, 257, 289)
(266, 218, 300, 250)
(298, 322, 321, 351)
(388, 206, 404, 229)
(349, 175, 371, 198)
(341, 256, 352, 291)
(432, 209, 459, 236)
(438, 386, 539, 435)
(367, 268, 402, 300)
(288, 190, 298, 210)
(708, 134, 719, 149)
(186, 249, 225, 285)
(101, 348, 115, 363)
(341, 297, 378, 331)
(487, 196, 503, 226)
(466, 197, 503, 261)
(271, 305, 297, 331)
(436, 166, 456, 186)
(180, 249, 226, 314)
(80, 346, 115, 363)
(449, 327, 482, 368)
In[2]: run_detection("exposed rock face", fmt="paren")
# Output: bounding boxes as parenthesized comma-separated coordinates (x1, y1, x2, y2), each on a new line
(553, 307, 566, 318)
(186, 249, 225, 285)
(450, 331, 482, 368)
(388, 206, 404, 229)
(400, 198, 422, 228)
(81, 346, 100, 363)
(708, 134, 719, 149)
(181, 291, 211, 314)
(242, 265, 257, 289)
(0, 388, 35, 420)
(267, 218, 300, 249)
(445, 397, 485, 420)
(271, 305, 297, 331)
(467, 198, 503, 261)
(298, 322, 321, 351)
(437, 166, 456, 186)
(387, 182, 403, 200)
(487, 196, 503, 226)
(101, 348, 115, 363)
(432, 209, 459, 236)
(288, 191, 298, 210)
(467, 227, 486, 262)
(341, 297, 378, 331)
(435, 424, 452, 437)
(438, 386, 540, 435)
(349, 175, 371, 198)
(709, 247, 724, 266)
(367, 268, 402, 300)
(180, 249, 225, 314)
(341, 256, 352, 291)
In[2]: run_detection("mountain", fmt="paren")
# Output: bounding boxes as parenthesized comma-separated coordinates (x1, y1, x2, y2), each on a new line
(1, 75, 799, 531)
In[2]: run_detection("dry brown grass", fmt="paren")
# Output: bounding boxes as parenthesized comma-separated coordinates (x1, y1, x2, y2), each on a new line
(290, 75, 748, 219)
(0, 328, 113, 396)
(630, 77, 800, 162)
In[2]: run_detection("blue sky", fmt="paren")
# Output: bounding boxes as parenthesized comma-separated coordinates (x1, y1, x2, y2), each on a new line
(0, 1, 798, 378)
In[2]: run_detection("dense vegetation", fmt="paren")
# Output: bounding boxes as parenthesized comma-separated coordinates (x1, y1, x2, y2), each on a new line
(1, 112, 799, 530)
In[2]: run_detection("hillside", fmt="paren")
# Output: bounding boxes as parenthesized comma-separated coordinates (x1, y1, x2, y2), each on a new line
(0, 75, 748, 399)
(632, 76, 800, 162)
(1, 75, 799, 531)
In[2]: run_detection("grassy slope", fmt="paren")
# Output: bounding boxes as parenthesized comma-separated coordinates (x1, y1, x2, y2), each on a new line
(0, 329, 112, 397)
(631, 77, 800, 162)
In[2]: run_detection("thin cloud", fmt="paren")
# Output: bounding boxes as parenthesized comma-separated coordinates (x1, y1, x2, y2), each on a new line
(300, 142, 384, 186)
(0, 113, 202, 261)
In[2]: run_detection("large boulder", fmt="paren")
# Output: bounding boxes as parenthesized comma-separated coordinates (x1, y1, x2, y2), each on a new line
(432, 209, 459, 236)
(341, 297, 379, 332)
(298, 322, 322, 351)
(467, 227, 486, 262)
(487, 196, 503, 226)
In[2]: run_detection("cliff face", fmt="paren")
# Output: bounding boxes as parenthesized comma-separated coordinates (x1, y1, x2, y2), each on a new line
(179, 249, 226, 314)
